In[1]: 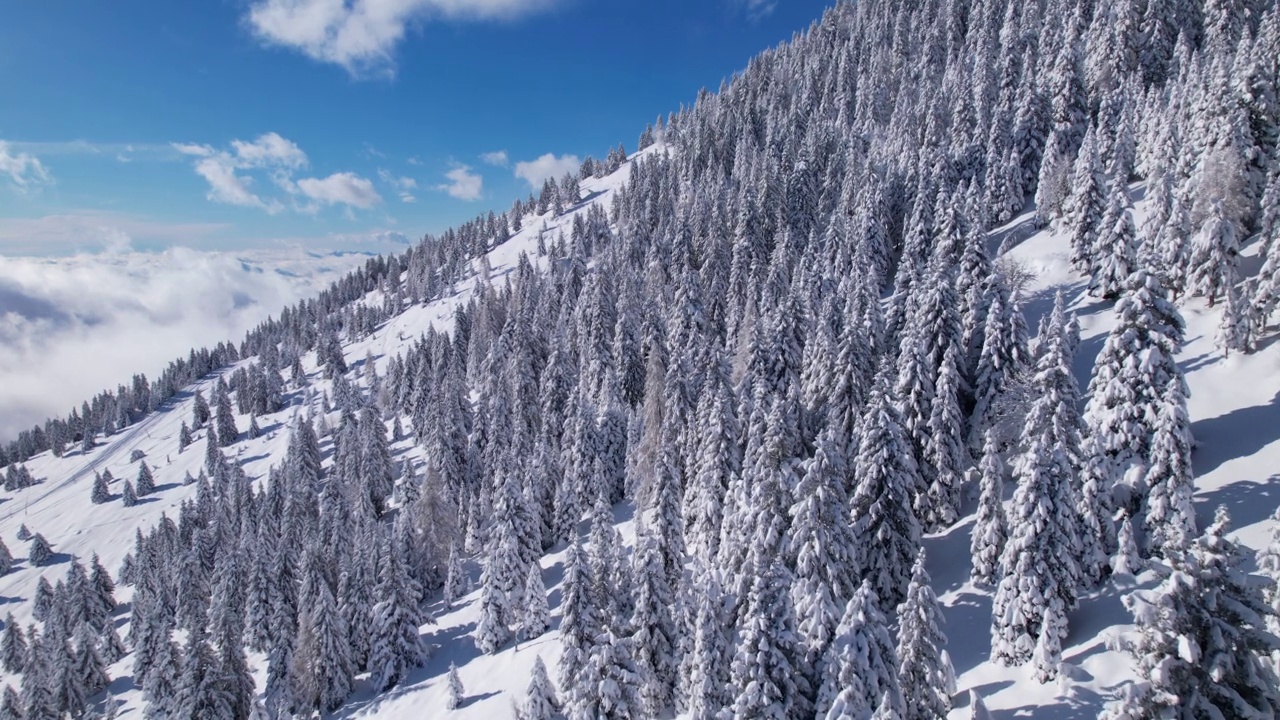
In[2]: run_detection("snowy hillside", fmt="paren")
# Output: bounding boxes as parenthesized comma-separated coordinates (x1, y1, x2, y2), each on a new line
(2, 0, 1279, 719)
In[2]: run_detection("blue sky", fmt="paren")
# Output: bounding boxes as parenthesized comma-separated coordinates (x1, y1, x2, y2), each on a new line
(0, 0, 831, 255)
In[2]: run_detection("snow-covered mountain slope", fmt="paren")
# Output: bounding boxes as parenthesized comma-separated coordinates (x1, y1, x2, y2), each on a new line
(2, 158, 1278, 719)
(0, 150, 648, 717)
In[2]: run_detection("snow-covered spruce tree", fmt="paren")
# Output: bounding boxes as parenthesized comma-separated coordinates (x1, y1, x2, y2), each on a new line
(1113, 514, 1144, 576)
(1, 618, 24, 674)
(28, 533, 53, 567)
(922, 345, 967, 531)
(589, 626, 643, 719)
(1089, 178, 1139, 300)
(1144, 376, 1196, 559)
(1218, 272, 1256, 356)
(369, 531, 426, 692)
(684, 352, 740, 562)
(73, 623, 110, 699)
(1032, 598, 1068, 683)
(447, 662, 465, 710)
(728, 556, 809, 719)
(120, 479, 137, 507)
(1105, 507, 1280, 719)
(22, 627, 57, 720)
(789, 423, 858, 672)
(1085, 269, 1185, 475)
(192, 389, 210, 428)
(521, 655, 561, 720)
(991, 293, 1085, 666)
(971, 431, 1008, 586)
(475, 514, 519, 654)
(214, 379, 238, 447)
(90, 472, 110, 504)
(521, 562, 550, 640)
(630, 521, 678, 717)
(136, 461, 155, 496)
(1077, 437, 1117, 586)
(171, 626, 231, 719)
(896, 549, 955, 720)
(1187, 200, 1242, 308)
(968, 278, 1031, 455)
(1257, 507, 1280, 671)
(816, 580, 904, 719)
(1064, 125, 1106, 270)
(682, 564, 730, 720)
(442, 539, 468, 610)
(0, 685, 19, 720)
(558, 537, 601, 710)
(850, 385, 923, 611)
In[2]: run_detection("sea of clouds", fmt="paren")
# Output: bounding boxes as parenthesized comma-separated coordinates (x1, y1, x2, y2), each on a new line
(0, 246, 387, 440)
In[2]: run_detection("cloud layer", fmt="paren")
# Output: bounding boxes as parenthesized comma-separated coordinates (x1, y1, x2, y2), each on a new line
(246, 0, 561, 77)
(0, 247, 381, 439)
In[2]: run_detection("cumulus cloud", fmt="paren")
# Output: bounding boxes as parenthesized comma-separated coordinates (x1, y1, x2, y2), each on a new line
(296, 172, 383, 208)
(436, 164, 483, 201)
(480, 150, 509, 167)
(513, 153, 580, 189)
(245, 0, 562, 77)
(0, 247, 377, 439)
(0, 141, 52, 192)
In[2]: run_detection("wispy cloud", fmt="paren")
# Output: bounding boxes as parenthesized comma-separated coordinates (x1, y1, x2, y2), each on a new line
(0, 141, 52, 192)
(436, 164, 483, 201)
(513, 152, 579, 190)
(480, 150, 509, 167)
(378, 168, 419, 202)
(739, 0, 777, 20)
(0, 211, 230, 256)
(245, 0, 563, 78)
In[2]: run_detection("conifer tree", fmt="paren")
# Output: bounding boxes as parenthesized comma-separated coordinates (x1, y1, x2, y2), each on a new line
(729, 557, 809, 719)
(922, 345, 966, 530)
(178, 421, 192, 452)
(136, 461, 155, 496)
(369, 533, 426, 691)
(1107, 507, 1280, 718)
(816, 580, 904, 719)
(683, 566, 730, 720)
(28, 533, 53, 567)
(521, 655, 561, 720)
(851, 387, 923, 610)
(442, 540, 468, 610)
(520, 562, 550, 640)
(896, 550, 954, 720)
(0, 618, 24, 674)
(22, 627, 57, 720)
(1032, 600, 1067, 683)
(970, 432, 1008, 586)
(1090, 180, 1139, 300)
(215, 381, 238, 447)
(91, 472, 110, 504)
(558, 538, 600, 700)
(0, 686, 19, 720)
(1077, 438, 1117, 586)
(631, 522, 678, 717)
(447, 662, 465, 710)
(1144, 378, 1196, 558)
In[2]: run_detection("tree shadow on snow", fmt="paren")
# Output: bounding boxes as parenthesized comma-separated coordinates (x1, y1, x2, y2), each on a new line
(940, 591, 992, 674)
(1194, 474, 1280, 532)
(1191, 390, 1280, 477)
(990, 686, 1109, 720)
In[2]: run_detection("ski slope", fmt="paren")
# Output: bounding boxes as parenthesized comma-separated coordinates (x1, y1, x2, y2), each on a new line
(2, 160, 1279, 718)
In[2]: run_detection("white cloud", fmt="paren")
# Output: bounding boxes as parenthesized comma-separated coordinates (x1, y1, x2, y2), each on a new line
(0, 247, 378, 439)
(378, 168, 418, 202)
(513, 152, 580, 189)
(194, 156, 272, 210)
(296, 172, 383, 208)
(245, 0, 561, 77)
(480, 150, 509, 167)
(740, 0, 777, 19)
(0, 141, 52, 191)
(436, 164, 483, 201)
(230, 132, 308, 169)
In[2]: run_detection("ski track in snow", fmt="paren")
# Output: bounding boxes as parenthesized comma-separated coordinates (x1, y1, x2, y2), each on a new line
(2, 148, 1279, 718)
